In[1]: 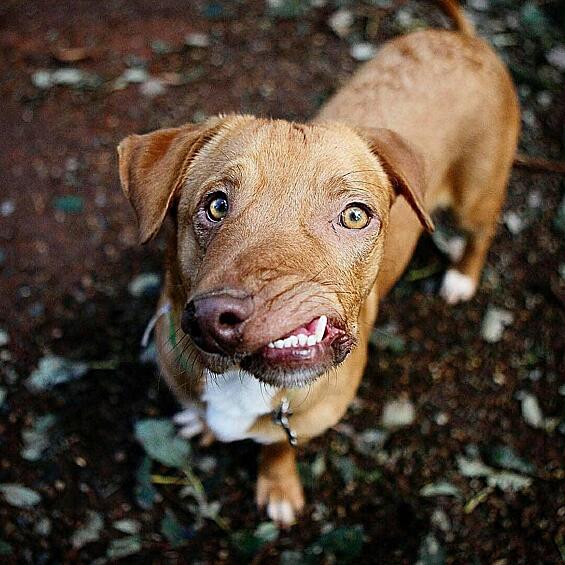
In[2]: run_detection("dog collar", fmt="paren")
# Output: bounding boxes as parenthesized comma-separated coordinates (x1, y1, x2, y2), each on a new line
(273, 397, 297, 447)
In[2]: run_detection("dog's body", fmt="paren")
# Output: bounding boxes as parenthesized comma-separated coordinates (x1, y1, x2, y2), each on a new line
(119, 3, 519, 525)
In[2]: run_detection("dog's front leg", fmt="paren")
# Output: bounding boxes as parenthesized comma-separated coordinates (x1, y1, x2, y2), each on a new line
(256, 442, 304, 527)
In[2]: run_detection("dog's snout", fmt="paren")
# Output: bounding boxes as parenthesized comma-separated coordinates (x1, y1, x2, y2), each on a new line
(182, 292, 254, 354)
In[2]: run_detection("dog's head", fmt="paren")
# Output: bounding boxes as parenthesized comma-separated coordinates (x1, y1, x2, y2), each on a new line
(118, 115, 433, 387)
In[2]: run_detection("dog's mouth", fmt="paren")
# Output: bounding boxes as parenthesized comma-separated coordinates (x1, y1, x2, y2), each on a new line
(238, 315, 354, 388)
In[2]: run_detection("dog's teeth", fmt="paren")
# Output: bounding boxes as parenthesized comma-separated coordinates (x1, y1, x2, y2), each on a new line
(297, 334, 307, 346)
(306, 335, 317, 346)
(282, 337, 294, 348)
(315, 315, 327, 342)
(274, 340, 284, 349)
(268, 342, 275, 348)
(289, 335, 298, 347)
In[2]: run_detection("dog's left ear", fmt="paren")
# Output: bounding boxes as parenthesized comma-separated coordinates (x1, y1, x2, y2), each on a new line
(117, 117, 226, 244)
(360, 128, 435, 233)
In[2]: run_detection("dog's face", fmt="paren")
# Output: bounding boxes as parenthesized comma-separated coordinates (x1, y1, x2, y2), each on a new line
(118, 115, 432, 387)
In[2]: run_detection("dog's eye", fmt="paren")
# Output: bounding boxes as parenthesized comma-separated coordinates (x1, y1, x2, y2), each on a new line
(206, 192, 229, 222)
(340, 204, 371, 230)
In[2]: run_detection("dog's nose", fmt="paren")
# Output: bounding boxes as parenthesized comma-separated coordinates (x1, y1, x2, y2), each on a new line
(181, 292, 254, 354)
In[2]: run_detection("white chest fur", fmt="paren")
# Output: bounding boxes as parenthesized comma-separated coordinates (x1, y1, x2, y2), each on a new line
(202, 369, 277, 442)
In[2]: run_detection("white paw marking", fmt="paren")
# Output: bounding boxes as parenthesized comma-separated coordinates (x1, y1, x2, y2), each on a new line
(440, 269, 476, 304)
(267, 499, 295, 526)
(445, 236, 466, 263)
(173, 405, 205, 439)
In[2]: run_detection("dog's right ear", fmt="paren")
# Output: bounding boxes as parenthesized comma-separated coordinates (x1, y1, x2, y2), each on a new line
(117, 117, 225, 244)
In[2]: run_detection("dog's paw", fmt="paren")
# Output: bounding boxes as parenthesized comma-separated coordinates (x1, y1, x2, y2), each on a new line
(440, 268, 477, 304)
(256, 475, 305, 527)
(173, 405, 205, 439)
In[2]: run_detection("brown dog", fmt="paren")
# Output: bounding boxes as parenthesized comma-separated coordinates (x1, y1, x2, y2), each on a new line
(118, 1, 519, 526)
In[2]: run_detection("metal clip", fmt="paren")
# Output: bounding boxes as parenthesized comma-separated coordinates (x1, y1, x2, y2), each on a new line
(273, 397, 297, 447)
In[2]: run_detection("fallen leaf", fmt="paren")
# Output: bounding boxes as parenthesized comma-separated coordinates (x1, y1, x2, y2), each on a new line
(481, 307, 514, 343)
(420, 481, 461, 498)
(0, 484, 41, 508)
(113, 519, 141, 535)
(135, 457, 158, 509)
(381, 397, 416, 429)
(519, 391, 544, 428)
(71, 511, 104, 549)
(51, 46, 91, 63)
(135, 419, 191, 469)
(128, 273, 161, 298)
(106, 535, 142, 559)
(416, 533, 445, 565)
(161, 509, 192, 547)
(21, 414, 56, 461)
(306, 525, 364, 563)
(232, 522, 279, 557)
(26, 355, 88, 391)
(482, 444, 535, 475)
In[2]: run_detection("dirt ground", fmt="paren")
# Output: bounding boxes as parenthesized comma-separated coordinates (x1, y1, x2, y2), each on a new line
(0, 0, 563, 563)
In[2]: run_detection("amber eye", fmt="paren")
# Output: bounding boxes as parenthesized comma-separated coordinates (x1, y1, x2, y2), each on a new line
(340, 204, 371, 229)
(206, 193, 228, 222)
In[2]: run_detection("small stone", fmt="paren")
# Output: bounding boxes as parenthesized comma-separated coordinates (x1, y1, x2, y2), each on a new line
(140, 78, 166, 97)
(381, 397, 416, 429)
(31, 70, 53, 89)
(503, 211, 525, 234)
(434, 412, 449, 426)
(527, 190, 542, 208)
(1, 201, 15, 217)
(128, 273, 161, 298)
(481, 306, 514, 343)
(430, 508, 451, 532)
(185, 32, 210, 48)
(350, 42, 377, 62)
(34, 517, 52, 537)
(328, 9, 354, 38)
(51, 68, 84, 86)
(150, 39, 173, 54)
(519, 391, 544, 429)
(122, 68, 150, 84)
(0, 329, 9, 347)
(546, 45, 565, 71)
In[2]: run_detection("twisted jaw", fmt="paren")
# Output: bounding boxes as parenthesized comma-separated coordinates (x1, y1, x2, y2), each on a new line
(195, 314, 354, 388)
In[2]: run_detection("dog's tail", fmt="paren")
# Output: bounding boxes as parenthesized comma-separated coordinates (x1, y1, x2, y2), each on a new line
(437, 0, 476, 36)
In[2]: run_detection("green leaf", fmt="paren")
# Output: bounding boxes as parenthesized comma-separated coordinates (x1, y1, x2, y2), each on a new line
(106, 535, 142, 559)
(135, 419, 191, 469)
(26, 355, 88, 391)
(135, 456, 158, 509)
(306, 525, 364, 563)
(417, 533, 445, 565)
(420, 481, 461, 498)
(53, 195, 84, 213)
(21, 414, 56, 461)
(0, 484, 41, 507)
(161, 509, 191, 548)
(520, 2, 550, 38)
(113, 519, 141, 535)
(71, 511, 104, 549)
(0, 541, 13, 555)
(231, 522, 279, 557)
(482, 445, 535, 475)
